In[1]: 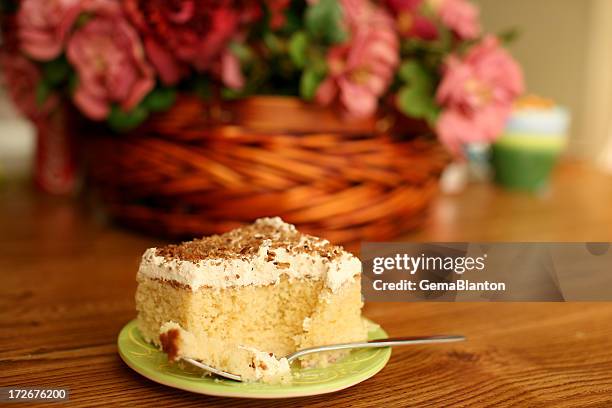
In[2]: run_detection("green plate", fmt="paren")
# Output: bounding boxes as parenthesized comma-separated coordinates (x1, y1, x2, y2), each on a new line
(118, 319, 390, 399)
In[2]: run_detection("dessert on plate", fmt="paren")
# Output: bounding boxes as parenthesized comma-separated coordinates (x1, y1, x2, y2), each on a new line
(135, 217, 367, 383)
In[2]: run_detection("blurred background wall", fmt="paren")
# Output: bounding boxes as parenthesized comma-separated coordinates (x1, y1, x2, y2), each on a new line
(475, 0, 612, 163)
(0, 84, 35, 177)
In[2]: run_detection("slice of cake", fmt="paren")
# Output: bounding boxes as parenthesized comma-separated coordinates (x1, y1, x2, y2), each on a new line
(135, 217, 367, 383)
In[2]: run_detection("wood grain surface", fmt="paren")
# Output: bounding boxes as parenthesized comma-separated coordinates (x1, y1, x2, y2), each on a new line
(1, 162, 612, 407)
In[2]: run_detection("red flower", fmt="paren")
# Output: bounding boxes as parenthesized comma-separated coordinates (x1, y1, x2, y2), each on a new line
(386, 0, 438, 40)
(124, 0, 261, 85)
(268, 0, 291, 29)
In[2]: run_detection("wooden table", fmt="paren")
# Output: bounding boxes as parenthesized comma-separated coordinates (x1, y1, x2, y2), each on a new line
(1, 162, 612, 407)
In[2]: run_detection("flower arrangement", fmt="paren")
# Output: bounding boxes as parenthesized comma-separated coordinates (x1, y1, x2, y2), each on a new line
(1, 0, 523, 155)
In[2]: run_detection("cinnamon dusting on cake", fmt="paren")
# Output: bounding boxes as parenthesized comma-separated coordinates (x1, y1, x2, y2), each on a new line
(155, 217, 344, 262)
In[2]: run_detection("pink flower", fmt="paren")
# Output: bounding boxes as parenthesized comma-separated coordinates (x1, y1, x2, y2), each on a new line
(17, 0, 82, 61)
(435, 36, 524, 154)
(386, 0, 438, 40)
(66, 1, 155, 120)
(431, 0, 480, 40)
(219, 50, 245, 90)
(436, 106, 510, 154)
(316, 1, 399, 117)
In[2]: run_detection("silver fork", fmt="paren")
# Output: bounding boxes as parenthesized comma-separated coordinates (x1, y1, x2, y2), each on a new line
(182, 334, 466, 381)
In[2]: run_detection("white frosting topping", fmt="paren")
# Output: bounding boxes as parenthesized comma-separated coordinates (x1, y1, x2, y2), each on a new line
(137, 218, 361, 292)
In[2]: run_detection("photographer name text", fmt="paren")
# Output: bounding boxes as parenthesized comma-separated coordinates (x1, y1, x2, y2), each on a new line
(369, 253, 506, 292)
(372, 279, 506, 292)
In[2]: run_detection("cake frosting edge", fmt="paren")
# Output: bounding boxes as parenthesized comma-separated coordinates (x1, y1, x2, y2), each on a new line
(137, 217, 361, 292)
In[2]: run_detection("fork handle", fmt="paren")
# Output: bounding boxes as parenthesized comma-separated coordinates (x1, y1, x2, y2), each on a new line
(286, 335, 465, 363)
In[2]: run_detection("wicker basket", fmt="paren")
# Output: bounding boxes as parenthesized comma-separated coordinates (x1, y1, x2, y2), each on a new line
(83, 96, 447, 248)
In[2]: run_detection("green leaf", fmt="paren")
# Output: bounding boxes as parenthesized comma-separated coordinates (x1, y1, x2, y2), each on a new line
(497, 27, 520, 45)
(263, 32, 283, 54)
(42, 56, 72, 86)
(300, 68, 324, 101)
(108, 105, 149, 132)
(281, 7, 302, 33)
(398, 61, 433, 91)
(221, 87, 246, 100)
(289, 31, 308, 68)
(193, 76, 212, 100)
(75, 12, 93, 29)
(425, 109, 439, 126)
(397, 85, 439, 121)
(396, 60, 439, 121)
(229, 42, 253, 63)
(68, 72, 79, 94)
(0, 0, 18, 13)
(305, 0, 347, 44)
(35, 82, 52, 107)
(143, 87, 176, 112)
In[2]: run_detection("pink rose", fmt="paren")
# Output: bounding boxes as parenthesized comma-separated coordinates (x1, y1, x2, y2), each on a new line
(431, 0, 480, 40)
(316, 0, 399, 117)
(435, 36, 524, 154)
(17, 0, 82, 61)
(66, 1, 155, 120)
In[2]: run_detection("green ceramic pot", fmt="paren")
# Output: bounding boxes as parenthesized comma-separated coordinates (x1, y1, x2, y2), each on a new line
(491, 134, 565, 192)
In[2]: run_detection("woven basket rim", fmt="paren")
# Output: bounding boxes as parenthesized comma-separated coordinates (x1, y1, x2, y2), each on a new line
(169, 95, 383, 135)
(80, 95, 447, 247)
